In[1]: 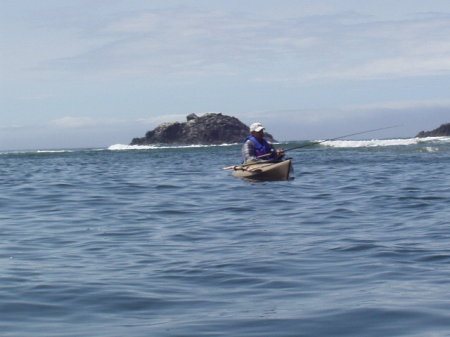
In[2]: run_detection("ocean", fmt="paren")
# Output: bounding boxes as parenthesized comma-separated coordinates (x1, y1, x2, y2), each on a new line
(1, 136, 449, 337)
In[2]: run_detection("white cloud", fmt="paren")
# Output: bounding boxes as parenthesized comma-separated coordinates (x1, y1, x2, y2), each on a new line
(345, 99, 450, 111)
(304, 56, 450, 81)
(7, 5, 450, 84)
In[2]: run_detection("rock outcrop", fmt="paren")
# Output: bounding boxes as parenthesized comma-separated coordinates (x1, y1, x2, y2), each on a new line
(130, 113, 275, 145)
(416, 123, 450, 137)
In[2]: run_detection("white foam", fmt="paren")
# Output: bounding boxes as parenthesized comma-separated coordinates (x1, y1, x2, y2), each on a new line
(108, 144, 162, 150)
(420, 136, 450, 143)
(36, 149, 74, 153)
(0, 149, 77, 155)
(320, 138, 419, 148)
(320, 136, 450, 148)
(107, 143, 237, 151)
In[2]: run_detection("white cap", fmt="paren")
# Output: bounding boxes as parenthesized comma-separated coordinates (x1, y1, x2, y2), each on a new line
(249, 122, 265, 132)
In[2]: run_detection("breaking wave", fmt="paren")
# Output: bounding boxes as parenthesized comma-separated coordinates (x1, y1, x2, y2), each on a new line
(107, 143, 237, 151)
(36, 149, 75, 153)
(320, 136, 449, 148)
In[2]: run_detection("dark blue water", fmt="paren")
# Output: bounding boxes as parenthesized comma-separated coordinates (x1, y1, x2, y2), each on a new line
(1, 138, 449, 336)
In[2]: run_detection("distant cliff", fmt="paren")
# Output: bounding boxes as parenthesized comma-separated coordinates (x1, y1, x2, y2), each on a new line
(416, 123, 450, 137)
(130, 113, 275, 145)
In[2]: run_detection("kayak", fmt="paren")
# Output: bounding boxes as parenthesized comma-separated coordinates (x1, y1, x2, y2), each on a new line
(230, 159, 293, 181)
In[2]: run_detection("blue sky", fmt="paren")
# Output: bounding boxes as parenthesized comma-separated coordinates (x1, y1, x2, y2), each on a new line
(1, 0, 450, 150)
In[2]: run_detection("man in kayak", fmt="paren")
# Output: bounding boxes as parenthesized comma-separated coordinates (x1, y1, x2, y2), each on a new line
(242, 122, 285, 163)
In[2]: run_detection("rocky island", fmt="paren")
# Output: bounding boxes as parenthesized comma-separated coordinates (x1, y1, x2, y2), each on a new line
(416, 123, 450, 137)
(130, 113, 275, 145)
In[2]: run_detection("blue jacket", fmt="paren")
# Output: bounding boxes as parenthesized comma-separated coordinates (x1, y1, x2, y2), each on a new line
(243, 136, 275, 161)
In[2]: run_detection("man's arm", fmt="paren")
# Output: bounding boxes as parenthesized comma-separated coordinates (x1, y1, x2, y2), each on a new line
(242, 140, 257, 162)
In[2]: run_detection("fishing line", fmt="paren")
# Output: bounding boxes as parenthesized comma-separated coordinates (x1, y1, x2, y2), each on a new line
(283, 125, 402, 152)
(224, 124, 402, 168)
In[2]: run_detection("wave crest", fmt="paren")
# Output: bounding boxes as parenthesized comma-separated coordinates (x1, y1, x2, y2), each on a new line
(321, 136, 449, 148)
(107, 143, 236, 151)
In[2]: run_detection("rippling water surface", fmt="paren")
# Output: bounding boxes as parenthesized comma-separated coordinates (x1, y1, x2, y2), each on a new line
(1, 138, 449, 336)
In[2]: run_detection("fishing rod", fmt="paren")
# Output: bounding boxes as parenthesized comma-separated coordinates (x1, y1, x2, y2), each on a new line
(223, 124, 401, 169)
(281, 124, 402, 153)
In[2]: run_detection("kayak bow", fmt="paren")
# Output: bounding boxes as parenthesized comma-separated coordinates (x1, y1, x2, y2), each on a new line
(230, 159, 293, 181)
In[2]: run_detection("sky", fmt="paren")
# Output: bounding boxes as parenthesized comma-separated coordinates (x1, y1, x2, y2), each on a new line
(1, 0, 450, 150)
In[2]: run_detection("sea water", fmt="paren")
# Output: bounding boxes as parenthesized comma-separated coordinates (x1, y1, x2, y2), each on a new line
(1, 137, 449, 337)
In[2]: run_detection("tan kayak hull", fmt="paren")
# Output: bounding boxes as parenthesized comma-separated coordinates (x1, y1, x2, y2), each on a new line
(231, 159, 293, 181)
